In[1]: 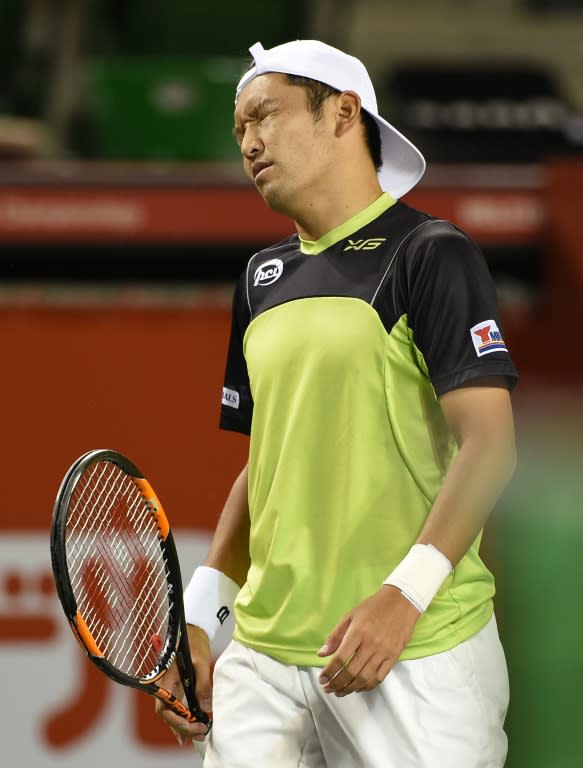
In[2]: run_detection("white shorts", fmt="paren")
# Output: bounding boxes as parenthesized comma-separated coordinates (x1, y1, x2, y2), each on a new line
(203, 615, 509, 768)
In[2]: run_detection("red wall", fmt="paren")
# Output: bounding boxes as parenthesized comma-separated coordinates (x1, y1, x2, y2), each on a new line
(1, 296, 248, 532)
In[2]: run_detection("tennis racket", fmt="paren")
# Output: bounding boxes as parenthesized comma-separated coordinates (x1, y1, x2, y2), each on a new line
(50, 448, 211, 731)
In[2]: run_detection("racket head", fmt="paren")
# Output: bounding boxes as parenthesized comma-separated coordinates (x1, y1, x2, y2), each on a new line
(50, 449, 209, 726)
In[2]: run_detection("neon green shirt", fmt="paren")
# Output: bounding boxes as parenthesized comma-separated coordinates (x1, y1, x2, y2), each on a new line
(220, 195, 517, 666)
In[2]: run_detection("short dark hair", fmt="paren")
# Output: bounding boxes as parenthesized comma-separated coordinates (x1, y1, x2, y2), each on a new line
(285, 74, 382, 171)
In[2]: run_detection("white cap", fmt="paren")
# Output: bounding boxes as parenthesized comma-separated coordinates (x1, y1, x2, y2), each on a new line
(236, 40, 426, 199)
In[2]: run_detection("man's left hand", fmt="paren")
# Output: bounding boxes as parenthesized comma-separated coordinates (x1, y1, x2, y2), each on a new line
(317, 586, 420, 696)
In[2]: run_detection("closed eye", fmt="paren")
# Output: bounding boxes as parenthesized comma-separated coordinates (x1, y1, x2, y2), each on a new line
(233, 98, 280, 145)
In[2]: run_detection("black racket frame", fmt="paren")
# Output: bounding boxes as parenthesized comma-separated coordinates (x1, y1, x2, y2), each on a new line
(50, 448, 210, 728)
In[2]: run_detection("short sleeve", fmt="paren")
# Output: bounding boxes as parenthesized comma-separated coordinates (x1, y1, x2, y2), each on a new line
(219, 274, 253, 434)
(405, 223, 519, 396)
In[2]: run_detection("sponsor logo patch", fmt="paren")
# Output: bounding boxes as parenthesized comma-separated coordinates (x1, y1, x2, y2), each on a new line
(254, 258, 283, 286)
(470, 320, 508, 357)
(343, 238, 386, 251)
(222, 386, 240, 409)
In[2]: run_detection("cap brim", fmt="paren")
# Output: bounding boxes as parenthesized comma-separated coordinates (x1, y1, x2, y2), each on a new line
(371, 112, 426, 199)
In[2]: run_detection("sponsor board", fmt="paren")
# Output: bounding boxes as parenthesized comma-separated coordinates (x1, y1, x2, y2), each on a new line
(0, 530, 230, 766)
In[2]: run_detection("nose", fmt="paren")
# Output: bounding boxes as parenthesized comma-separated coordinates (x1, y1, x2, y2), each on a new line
(240, 126, 263, 160)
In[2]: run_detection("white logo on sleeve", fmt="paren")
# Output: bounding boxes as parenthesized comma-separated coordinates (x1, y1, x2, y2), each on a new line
(222, 387, 240, 409)
(470, 320, 509, 357)
(253, 258, 283, 286)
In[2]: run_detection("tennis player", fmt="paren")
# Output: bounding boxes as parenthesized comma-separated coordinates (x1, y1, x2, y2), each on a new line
(156, 40, 518, 767)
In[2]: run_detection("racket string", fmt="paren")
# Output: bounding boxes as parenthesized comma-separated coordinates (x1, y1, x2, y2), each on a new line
(65, 460, 173, 677)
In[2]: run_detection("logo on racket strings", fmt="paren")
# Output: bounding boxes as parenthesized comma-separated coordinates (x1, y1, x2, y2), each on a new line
(142, 649, 177, 682)
(254, 258, 283, 286)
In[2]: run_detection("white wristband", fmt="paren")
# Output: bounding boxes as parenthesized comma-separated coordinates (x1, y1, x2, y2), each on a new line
(183, 566, 240, 646)
(383, 544, 453, 613)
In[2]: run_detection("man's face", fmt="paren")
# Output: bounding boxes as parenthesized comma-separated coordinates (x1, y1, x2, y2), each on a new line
(233, 73, 337, 215)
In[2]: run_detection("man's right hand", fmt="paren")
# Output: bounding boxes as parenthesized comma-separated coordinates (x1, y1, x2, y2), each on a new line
(154, 625, 213, 746)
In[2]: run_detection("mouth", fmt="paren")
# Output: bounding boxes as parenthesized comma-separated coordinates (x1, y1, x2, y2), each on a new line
(252, 161, 272, 181)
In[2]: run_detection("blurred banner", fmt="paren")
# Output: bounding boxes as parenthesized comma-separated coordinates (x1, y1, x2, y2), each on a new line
(0, 529, 228, 767)
(0, 289, 245, 765)
(0, 169, 545, 246)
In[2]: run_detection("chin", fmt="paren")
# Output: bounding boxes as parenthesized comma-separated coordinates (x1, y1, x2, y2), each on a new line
(258, 185, 294, 217)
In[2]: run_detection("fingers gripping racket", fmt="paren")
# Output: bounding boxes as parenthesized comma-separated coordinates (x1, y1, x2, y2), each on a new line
(50, 449, 211, 730)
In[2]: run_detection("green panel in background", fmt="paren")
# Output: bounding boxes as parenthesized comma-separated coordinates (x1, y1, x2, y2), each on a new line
(85, 56, 245, 161)
(94, 0, 305, 57)
(495, 424, 583, 768)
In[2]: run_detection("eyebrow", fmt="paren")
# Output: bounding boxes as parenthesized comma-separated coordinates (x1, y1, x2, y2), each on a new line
(232, 97, 280, 139)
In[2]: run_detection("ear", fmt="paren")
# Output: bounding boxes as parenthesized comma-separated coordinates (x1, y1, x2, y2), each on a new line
(335, 91, 362, 137)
